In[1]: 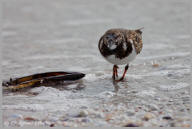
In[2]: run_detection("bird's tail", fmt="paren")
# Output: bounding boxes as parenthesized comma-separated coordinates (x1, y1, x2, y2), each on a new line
(135, 27, 144, 34)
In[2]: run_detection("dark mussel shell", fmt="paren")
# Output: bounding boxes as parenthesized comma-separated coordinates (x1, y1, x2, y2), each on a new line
(2, 71, 85, 91)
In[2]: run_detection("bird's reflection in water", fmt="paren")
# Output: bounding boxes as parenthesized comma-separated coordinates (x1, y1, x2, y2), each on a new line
(112, 80, 130, 94)
(112, 80, 120, 94)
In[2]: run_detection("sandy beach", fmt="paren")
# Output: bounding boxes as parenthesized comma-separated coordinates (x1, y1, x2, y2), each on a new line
(2, 0, 191, 127)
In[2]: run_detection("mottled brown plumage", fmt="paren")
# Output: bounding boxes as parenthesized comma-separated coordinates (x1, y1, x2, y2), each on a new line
(98, 28, 143, 81)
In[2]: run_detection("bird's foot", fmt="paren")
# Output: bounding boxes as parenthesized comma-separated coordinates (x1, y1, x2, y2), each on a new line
(114, 64, 129, 82)
(115, 77, 125, 82)
(113, 65, 119, 80)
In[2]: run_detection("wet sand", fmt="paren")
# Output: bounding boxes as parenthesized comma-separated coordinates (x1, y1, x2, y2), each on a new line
(2, 0, 191, 127)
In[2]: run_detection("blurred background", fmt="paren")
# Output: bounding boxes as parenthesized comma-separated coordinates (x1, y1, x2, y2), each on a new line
(2, 0, 191, 127)
(2, 0, 190, 78)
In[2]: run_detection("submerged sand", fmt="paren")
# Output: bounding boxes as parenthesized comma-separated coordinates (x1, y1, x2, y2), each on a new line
(2, 0, 191, 127)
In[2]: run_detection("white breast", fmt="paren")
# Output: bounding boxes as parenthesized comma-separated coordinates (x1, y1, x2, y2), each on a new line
(104, 42, 137, 65)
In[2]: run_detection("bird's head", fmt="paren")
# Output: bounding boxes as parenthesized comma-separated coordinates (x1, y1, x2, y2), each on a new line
(102, 30, 125, 50)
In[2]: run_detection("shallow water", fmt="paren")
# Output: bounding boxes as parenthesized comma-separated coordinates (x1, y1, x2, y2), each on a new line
(2, 0, 191, 127)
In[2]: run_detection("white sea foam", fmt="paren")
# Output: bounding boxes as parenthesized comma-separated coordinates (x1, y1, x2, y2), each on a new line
(158, 83, 189, 91)
(2, 104, 44, 111)
(3, 86, 91, 112)
(144, 43, 174, 50)
(96, 91, 116, 99)
(137, 52, 190, 60)
(136, 90, 156, 97)
(22, 54, 95, 60)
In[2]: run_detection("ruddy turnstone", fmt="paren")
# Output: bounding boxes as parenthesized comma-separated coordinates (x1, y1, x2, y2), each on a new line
(98, 28, 143, 81)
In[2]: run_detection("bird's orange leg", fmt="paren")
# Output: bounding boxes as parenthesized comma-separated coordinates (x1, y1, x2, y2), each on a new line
(112, 65, 119, 80)
(117, 64, 129, 82)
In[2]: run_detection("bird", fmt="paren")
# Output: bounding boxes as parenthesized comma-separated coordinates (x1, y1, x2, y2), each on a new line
(98, 28, 143, 81)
